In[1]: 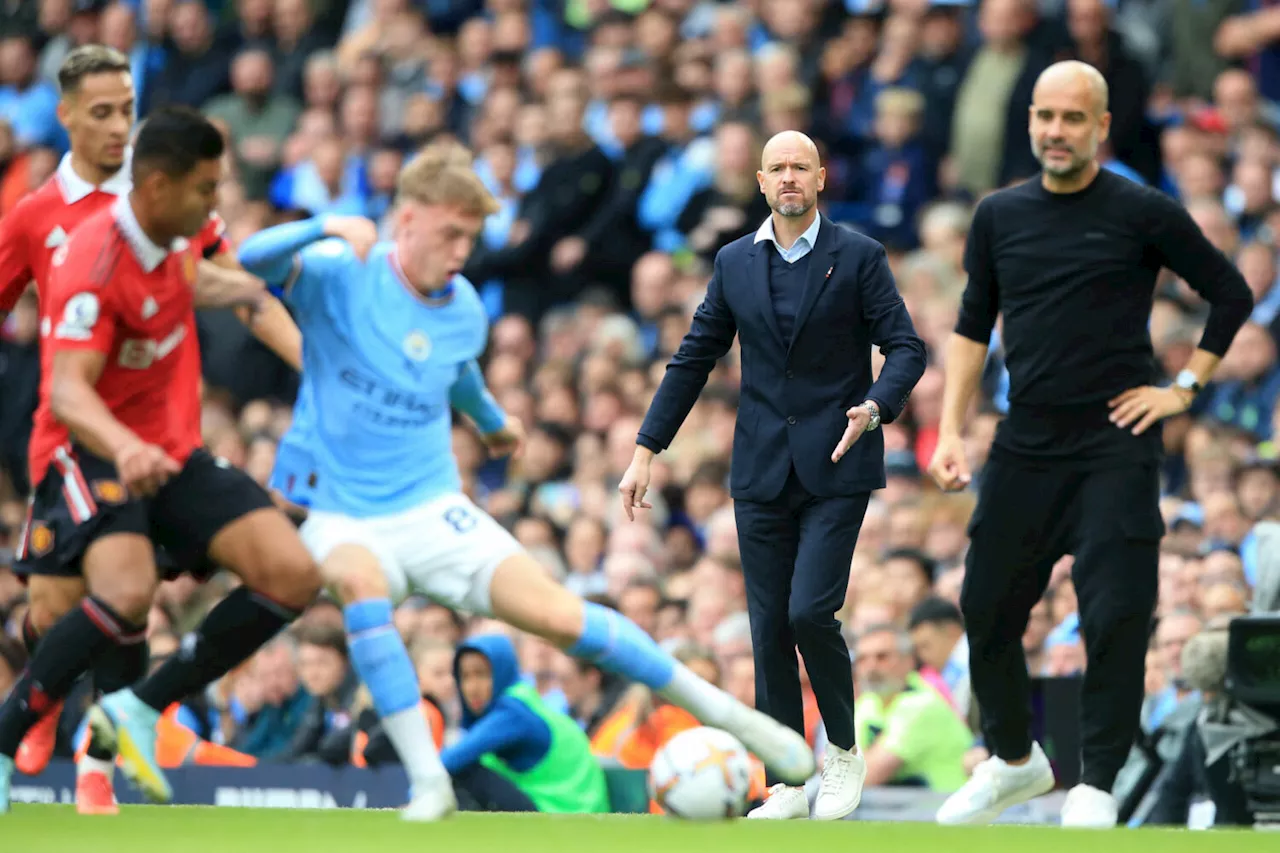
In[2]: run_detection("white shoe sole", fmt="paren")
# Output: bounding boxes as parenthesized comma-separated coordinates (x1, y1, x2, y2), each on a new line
(812, 789, 863, 821)
(936, 770, 1055, 825)
(747, 800, 809, 819)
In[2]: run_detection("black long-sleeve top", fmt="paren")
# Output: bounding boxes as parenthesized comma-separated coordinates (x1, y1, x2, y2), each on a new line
(956, 168, 1253, 465)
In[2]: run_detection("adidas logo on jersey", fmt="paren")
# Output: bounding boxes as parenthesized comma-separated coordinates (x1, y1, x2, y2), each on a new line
(142, 296, 158, 319)
(45, 226, 67, 249)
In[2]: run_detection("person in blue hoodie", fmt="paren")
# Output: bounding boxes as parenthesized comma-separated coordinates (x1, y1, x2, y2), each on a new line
(443, 634, 610, 814)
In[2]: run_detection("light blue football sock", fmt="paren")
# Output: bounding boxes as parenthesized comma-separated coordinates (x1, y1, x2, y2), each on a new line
(344, 599, 420, 716)
(566, 602, 676, 689)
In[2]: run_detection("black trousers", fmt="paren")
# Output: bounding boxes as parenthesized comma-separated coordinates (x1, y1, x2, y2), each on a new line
(734, 466, 870, 761)
(961, 455, 1161, 792)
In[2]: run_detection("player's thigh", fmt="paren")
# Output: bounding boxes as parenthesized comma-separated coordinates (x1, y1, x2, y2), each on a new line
(299, 513, 404, 603)
(153, 449, 319, 609)
(14, 447, 154, 622)
(395, 494, 530, 621)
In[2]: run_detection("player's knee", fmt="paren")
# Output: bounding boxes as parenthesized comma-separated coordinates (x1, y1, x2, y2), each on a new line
(319, 545, 389, 604)
(331, 562, 390, 604)
(250, 545, 322, 611)
(92, 577, 158, 625)
(26, 578, 85, 633)
(26, 599, 62, 635)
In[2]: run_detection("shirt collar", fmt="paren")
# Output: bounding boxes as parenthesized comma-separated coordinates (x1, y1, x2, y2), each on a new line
(56, 150, 132, 204)
(112, 194, 184, 273)
(754, 212, 821, 252)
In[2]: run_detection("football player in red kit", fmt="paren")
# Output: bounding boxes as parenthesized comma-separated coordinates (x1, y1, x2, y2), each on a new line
(0, 46, 302, 812)
(0, 106, 321, 815)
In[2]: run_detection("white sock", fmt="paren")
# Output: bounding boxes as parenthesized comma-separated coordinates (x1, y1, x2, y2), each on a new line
(78, 753, 114, 781)
(382, 705, 448, 790)
(658, 663, 736, 727)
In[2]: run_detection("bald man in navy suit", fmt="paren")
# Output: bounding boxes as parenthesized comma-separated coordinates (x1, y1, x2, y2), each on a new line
(621, 131, 926, 821)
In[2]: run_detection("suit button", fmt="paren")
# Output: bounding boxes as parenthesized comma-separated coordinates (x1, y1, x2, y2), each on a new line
(786, 370, 794, 379)
(787, 416, 797, 425)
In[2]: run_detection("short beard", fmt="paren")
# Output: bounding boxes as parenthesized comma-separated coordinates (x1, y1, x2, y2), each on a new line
(775, 199, 811, 217)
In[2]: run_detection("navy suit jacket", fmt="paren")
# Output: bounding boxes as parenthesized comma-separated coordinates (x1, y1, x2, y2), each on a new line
(637, 215, 927, 502)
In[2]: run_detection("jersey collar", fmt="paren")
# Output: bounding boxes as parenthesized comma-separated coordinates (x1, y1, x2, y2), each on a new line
(56, 150, 131, 204)
(112, 194, 186, 273)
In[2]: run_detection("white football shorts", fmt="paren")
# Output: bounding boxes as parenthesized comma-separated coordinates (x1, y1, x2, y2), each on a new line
(299, 492, 522, 614)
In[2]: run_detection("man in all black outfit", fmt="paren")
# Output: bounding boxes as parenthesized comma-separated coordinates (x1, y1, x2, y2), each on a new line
(929, 61, 1254, 828)
(621, 130, 926, 821)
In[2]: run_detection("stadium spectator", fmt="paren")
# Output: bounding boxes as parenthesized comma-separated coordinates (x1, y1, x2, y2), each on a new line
(844, 624, 971, 792)
(445, 633, 610, 813)
(283, 622, 360, 763)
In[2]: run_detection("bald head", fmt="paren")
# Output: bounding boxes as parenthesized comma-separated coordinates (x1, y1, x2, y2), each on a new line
(757, 130, 824, 218)
(761, 130, 819, 169)
(1034, 60, 1109, 116)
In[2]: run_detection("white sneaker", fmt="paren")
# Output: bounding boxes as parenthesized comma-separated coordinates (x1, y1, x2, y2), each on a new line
(936, 741, 1055, 825)
(747, 784, 809, 819)
(812, 744, 866, 821)
(1060, 784, 1118, 828)
(725, 705, 816, 786)
(402, 777, 458, 822)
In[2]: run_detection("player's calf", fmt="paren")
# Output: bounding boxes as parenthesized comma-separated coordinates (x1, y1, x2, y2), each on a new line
(322, 544, 452, 805)
(0, 535, 154, 773)
(487, 552, 816, 785)
(127, 510, 318, 719)
(14, 580, 81, 777)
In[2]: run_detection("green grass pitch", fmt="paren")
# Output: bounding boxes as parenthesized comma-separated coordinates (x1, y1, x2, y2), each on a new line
(3, 806, 1277, 853)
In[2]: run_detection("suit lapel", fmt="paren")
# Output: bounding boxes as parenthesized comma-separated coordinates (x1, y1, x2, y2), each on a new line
(747, 241, 785, 348)
(790, 215, 838, 348)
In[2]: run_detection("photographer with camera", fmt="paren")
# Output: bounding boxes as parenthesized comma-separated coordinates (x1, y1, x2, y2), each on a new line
(1143, 619, 1253, 827)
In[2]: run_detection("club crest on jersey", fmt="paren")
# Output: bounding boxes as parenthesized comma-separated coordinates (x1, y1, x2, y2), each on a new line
(92, 480, 127, 504)
(403, 330, 432, 362)
(29, 523, 53, 557)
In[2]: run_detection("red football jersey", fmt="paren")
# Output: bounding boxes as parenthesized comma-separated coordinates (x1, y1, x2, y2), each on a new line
(28, 197, 205, 483)
(0, 153, 227, 315)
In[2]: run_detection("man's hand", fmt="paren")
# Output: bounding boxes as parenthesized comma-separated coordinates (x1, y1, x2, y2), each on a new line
(831, 402, 876, 462)
(192, 264, 268, 310)
(322, 215, 379, 260)
(1108, 385, 1192, 434)
(115, 441, 181, 497)
(483, 416, 526, 459)
(550, 236, 587, 273)
(618, 449, 655, 522)
(928, 432, 972, 492)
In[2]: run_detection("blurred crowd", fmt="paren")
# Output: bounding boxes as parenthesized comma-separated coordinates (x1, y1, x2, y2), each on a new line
(0, 0, 1279, 821)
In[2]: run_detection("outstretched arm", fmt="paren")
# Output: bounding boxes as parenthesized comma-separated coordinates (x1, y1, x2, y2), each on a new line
(237, 217, 332, 291)
(450, 360, 507, 436)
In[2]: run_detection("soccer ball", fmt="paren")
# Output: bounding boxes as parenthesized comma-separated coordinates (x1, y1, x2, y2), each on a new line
(649, 726, 753, 820)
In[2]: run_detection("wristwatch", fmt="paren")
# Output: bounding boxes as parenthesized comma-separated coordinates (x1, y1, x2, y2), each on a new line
(861, 401, 882, 432)
(1173, 369, 1203, 398)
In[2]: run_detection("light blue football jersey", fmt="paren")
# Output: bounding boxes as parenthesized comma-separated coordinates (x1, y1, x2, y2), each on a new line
(283, 239, 489, 517)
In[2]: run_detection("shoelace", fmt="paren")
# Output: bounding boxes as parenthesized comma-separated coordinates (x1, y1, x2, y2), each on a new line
(821, 752, 852, 797)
